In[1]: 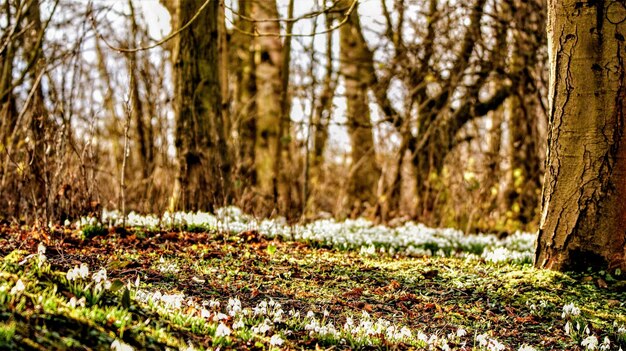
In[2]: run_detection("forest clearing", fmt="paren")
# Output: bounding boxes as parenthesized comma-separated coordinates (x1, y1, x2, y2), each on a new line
(1, 210, 625, 350)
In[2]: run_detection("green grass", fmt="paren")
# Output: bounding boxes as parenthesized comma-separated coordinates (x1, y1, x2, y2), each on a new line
(0, 227, 624, 350)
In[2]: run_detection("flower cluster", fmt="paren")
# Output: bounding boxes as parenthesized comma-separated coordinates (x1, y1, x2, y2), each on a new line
(475, 333, 506, 351)
(77, 206, 536, 264)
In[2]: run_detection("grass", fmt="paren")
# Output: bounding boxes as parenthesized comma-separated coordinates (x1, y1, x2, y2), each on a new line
(0, 221, 624, 350)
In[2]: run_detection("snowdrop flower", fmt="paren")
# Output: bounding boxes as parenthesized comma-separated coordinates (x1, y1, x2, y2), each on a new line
(489, 339, 506, 351)
(208, 299, 220, 309)
(344, 317, 354, 330)
(215, 322, 231, 337)
(417, 331, 428, 343)
(37, 242, 46, 258)
(92, 268, 107, 284)
(456, 328, 467, 337)
(581, 335, 598, 350)
(227, 298, 242, 316)
(213, 313, 228, 321)
(306, 311, 315, 319)
(233, 319, 245, 329)
(269, 334, 284, 346)
(476, 333, 489, 347)
(79, 264, 89, 279)
(10, 279, 25, 295)
(200, 309, 210, 319)
(111, 339, 134, 351)
(518, 345, 537, 351)
(252, 319, 272, 334)
(68, 297, 86, 308)
(600, 337, 611, 351)
(272, 308, 284, 323)
(562, 303, 581, 319)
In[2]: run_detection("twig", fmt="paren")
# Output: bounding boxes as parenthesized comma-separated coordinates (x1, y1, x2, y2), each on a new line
(88, 0, 212, 53)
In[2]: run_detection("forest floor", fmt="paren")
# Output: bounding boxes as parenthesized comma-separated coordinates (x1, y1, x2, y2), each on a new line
(0, 221, 624, 350)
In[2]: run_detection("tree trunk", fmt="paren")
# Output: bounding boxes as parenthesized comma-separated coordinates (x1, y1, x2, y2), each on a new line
(231, 0, 257, 209)
(252, 0, 283, 212)
(275, 0, 297, 220)
(535, 0, 626, 272)
(503, 0, 544, 226)
(24, 0, 50, 221)
(128, 0, 154, 180)
(339, 0, 381, 217)
(171, 0, 231, 212)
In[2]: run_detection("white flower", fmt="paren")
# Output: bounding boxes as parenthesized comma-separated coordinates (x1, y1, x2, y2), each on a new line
(209, 299, 220, 309)
(92, 268, 107, 283)
(269, 334, 284, 346)
(489, 339, 506, 351)
(200, 309, 210, 319)
(456, 328, 467, 337)
(233, 319, 245, 329)
(227, 298, 242, 316)
(565, 321, 571, 335)
(66, 268, 77, 281)
(215, 322, 231, 337)
(10, 279, 25, 295)
(213, 313, 228, 321)
(37, 243, 46, 255)
(252, 319, 272, 334)
(600, 337, 611, 351)
(306, 311, 315, 319)
(518, 345, 536, 351)
(111, 339, 134, 351)
(79, 264, 89, 279)
(562, 303, 581, 319)
(476, 333, 488, 347)
(581, 336, 599, 350)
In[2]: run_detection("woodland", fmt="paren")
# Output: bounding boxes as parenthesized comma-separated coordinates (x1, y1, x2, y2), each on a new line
(0, 0, 625, 350)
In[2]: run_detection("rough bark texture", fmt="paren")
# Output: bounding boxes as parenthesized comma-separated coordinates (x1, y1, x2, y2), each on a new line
(535, 0, 626, 272)
(171, 0, 231, 211)
(252, 0, 283, 208)
(339, 0, 381, 217)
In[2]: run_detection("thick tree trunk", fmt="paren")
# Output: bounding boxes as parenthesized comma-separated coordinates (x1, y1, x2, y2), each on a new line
(339, 0, 381, 217)
(535, 0, 626, 272)
(171, 0, 231, 211)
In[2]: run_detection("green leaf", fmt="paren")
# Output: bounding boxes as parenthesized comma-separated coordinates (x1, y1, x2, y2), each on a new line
(267, 244, 277, 256)
(109, 279, 125, 292)
(121, 288, 131, 309)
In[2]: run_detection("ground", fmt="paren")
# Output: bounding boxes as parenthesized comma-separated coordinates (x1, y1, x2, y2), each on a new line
(0, 212, 624, 350)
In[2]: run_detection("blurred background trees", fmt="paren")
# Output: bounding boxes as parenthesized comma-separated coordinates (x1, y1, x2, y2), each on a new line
(0, 0, 548, 233)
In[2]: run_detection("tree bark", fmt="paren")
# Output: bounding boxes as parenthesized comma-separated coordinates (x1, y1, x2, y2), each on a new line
(535, 0, 626, 272)
(231, 0, 257, 208)
(503, 0, 544, 226)
(339, 0, 381, 217)
(252, 0, 283, 212)
(170, 0, 231, 211)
